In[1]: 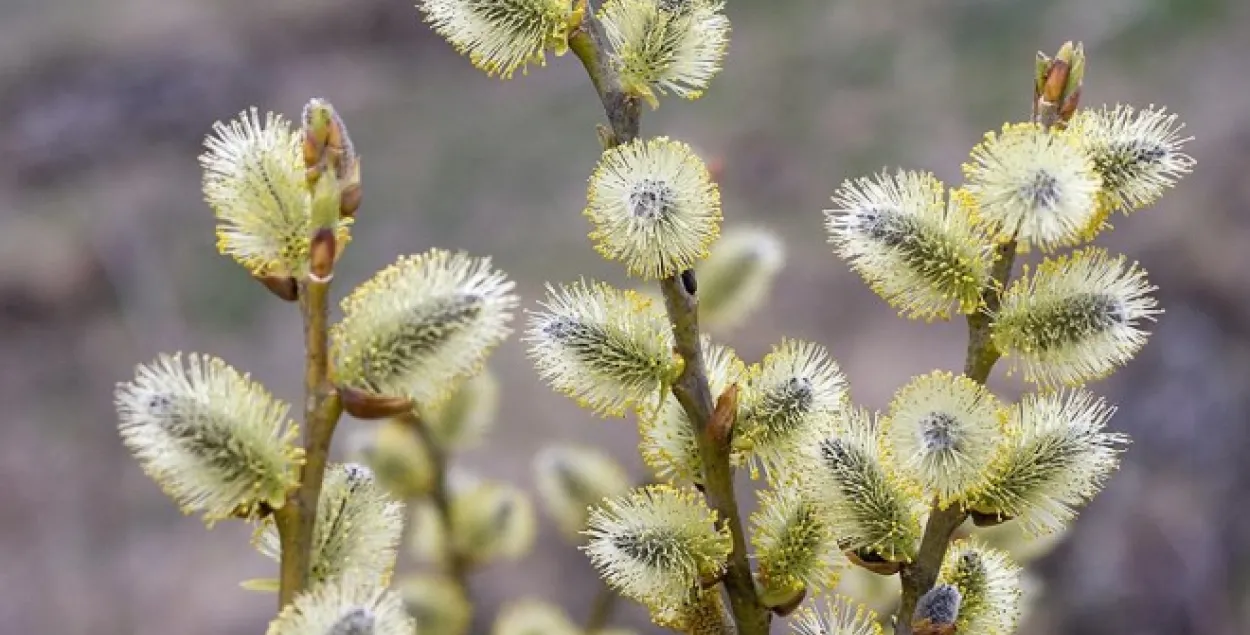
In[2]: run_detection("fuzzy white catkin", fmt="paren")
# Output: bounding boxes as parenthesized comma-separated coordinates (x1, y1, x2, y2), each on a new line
(417, 0, 576, 79)
(255, 463, 405, 588)
(266, 575, 413, 635)
(114, 352, 302, 524)
(526, 278, 678, 417)
(332, 249, 517, 406)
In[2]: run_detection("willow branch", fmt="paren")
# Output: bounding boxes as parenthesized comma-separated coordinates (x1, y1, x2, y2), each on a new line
(569, 11, 771, 635)
(660, 279, 771, 635)
(399, 412, 471, 593)
(275, 276, 344, 608)
(892, 239, 1017, 634)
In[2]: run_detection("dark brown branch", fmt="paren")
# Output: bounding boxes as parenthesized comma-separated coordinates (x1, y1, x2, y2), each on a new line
(569, 11, 771, 635)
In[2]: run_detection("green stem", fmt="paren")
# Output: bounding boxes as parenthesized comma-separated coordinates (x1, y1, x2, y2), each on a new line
(401, 412, 471, 593)
(276, 277, 344, 608)
(660, 278, 771, 635)
(893, 238, 1018, 635)
(569, 13, 771, 635)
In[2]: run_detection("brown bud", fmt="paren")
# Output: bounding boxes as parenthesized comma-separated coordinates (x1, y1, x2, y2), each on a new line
(303, 134, 323, 173)
(339, 385, 416, 420)
(310, 227, 337, 282)
(844, 548, 902, 576)
(706, 156, 725, 183)
(708, 383, 739, 447)
(913, 619, 957, 635)
(1059, 87, 1082, 123)
(254, 273, 299, 302)
(969, 508, 1012, 527)
(302, 99, 335, 169)
(231, 500, 276, 521)
(339, 157, 363, 218)
(767, 585, 807, 617)
(340, 182, 362, 219)
(1041, 59, 1070, 104)
(680, 268, 698, 295)
(302, 98, 357, 180)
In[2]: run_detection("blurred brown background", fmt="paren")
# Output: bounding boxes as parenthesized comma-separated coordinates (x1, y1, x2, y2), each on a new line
(2, 0, 1248, 633)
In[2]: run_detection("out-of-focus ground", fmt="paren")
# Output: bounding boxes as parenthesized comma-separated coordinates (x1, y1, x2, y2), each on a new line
(1, 0, 1249, 633)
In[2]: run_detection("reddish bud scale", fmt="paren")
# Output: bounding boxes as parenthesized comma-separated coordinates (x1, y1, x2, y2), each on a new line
(708, 382, 739, 447)
(310, 228, 337, 281)
(338, 385, 414, 420)
(1059, 88, 1082, 123)
(769, 586, 807, 617)
(255, 273, 300, 302)
(1041, 59, 1070, 104)
(844, 548, 902, 576)
(913, 619, 957, 635)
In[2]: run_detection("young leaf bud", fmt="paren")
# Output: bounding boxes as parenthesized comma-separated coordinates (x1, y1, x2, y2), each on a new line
(492, 599, 580, 635)
(696, 226, 786, 332)
(963, 123, 1102, 251)
(419, 370, 500, 450)
(397, 574, 472, 635)
(1070, 104, 1194, 220)
(255, 464, 405, 588)
(825, 171, 994, 320)
(992, 247, 1159, 387)
(584, 137, 723, 280)
(736, 338, 847, 479)
(912, 584, 961, 635)
(599, 0, 730, 108)
(526, 279, 679, 417)
(200, 108, 353, 278)
(883, 371, 1006, 508)
(972, 390, 1127, 534)
(583, 485, 731, 613)
(265, 575, 413, 635)
(641, 339, 745, 484)
(790, 596, 885, 635)
(937, 541, 1022, 635)
(801, 408, 922, 563)
(301, 99, 358, 187)
(750, 486, 843, 608)
(533, 445, 631, 541)
(114, 353, 302, 524)
(350, 420, 435, 499)
(332, 250, 517, 406)
(417, 0, 577, 79)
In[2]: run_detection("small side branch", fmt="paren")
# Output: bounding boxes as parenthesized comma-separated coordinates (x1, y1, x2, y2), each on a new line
(894, 239, 1018, 635)
(569, 12, 771, 635)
